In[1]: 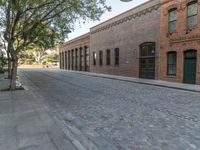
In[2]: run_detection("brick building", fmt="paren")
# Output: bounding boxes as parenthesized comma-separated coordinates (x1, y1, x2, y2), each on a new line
(159, 0, 200, 84)
(59, 33, 90, 71)
(90, 0, 160, 79)
(59, 0, 200, 84)
(59, 0, 161, 79)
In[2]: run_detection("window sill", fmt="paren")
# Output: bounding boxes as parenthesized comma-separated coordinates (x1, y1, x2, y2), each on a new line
(166, 75, 176, 78)
(166, 31, 178, 37)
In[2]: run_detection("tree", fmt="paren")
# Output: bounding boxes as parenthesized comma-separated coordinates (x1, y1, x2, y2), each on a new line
(0, 0, 110, 90)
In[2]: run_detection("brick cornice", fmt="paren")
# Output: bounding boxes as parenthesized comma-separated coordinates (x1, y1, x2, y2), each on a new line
(169, 33, 200, 44)
(90, 4, 160, 35)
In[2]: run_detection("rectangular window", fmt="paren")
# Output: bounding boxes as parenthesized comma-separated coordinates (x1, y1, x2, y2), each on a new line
(75, 49, 78, 70)
(115, 48, 119, 65)
(71, 49, 74, 70)
(167, 52, 176, 76)
(106, 49, 111, 65)
(79, 48, 82, 71)
(187, 1, 197, 29)
(93, 52, 96, 66)
(59, 53, 62, 69)
(168, 9, 177, 33)
(65, 51, 67, 69)
(68, 50, 70, 70)
(99, 51, 103, 66)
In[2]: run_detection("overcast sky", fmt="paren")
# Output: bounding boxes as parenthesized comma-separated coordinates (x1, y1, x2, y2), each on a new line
(66, 0, 149, 41)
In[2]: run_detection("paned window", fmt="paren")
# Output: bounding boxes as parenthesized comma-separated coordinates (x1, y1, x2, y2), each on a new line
(187, 1, 197, 29)
(167, 52, 176, 76)
(168, 9, 177, 33)
(140, 43, 155, 57)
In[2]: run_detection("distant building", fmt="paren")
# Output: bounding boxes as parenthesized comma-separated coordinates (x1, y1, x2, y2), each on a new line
(59, 33, 90, 71)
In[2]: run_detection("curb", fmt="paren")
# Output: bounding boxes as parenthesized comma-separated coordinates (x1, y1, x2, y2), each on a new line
(64, 70, 200, 94)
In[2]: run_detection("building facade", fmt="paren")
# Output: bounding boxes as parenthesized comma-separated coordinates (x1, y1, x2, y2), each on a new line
(90, 0, 160, 79)
(159, 0, 200, 84)
(59, 0, 200, 84)
(59, 33, 90, 72)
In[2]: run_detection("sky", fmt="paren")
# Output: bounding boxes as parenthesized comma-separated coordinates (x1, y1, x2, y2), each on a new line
(66, 0, 149, 41)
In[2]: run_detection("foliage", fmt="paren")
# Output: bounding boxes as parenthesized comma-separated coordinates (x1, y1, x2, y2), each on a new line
(0, 0, 110, 89)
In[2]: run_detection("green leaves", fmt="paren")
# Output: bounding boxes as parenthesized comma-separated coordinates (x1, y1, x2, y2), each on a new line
(1, 0, 111, 52)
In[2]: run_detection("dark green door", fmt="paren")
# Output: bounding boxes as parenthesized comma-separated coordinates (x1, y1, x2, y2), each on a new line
(183, 50, 197, 84)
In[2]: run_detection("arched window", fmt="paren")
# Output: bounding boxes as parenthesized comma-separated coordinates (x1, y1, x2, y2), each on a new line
(187, 1, 197, 29)
(167, 52, 176, 76)
(168, 8, 177, 33)
(140, 42, 155, 57)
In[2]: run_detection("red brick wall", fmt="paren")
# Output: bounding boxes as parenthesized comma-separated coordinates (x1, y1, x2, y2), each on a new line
(159, 0, 200, 84)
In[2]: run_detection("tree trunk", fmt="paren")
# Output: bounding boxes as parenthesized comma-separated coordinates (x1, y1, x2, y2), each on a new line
(10, 54, 18, 90)
(7, 58, 11, 79)
(6, 51, 11, 79)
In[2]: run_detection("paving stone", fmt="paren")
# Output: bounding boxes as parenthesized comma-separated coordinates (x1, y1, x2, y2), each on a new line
(18, 69, 200, 150)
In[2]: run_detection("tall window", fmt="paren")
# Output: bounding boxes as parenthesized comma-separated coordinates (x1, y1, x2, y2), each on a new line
(106, 49, 111, 65)
(187, 1, 197, 29)
(115, 48, 120, 65)
(99, 51, 103, 66)
(68, 50, 70, 70)
(167, 52, 176, 76)
(79, 47, 83, 71)
(75, 49, 78, 70)
(93, 52, 96, 66)
(168, 8, 177, 33)
(71, 49, 74, 70)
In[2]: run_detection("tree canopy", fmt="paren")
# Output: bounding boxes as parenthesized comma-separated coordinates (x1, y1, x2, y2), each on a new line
(0, 0, 111, 89)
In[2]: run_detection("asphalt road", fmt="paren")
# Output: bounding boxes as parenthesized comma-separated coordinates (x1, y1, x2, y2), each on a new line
(19, 68, 200, 150)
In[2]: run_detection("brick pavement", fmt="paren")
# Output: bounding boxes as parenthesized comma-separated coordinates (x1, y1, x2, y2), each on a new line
(18, 69, 200, 150)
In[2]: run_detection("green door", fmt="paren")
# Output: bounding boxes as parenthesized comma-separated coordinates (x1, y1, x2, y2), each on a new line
(183, 50, 197, 84)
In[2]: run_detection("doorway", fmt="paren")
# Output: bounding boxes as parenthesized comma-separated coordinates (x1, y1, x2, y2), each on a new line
(183, 50, 197, 84)
(139, 42, 156, 79)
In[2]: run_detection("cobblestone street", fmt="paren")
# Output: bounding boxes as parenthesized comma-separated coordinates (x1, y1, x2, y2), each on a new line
(19, 69, 200, 150)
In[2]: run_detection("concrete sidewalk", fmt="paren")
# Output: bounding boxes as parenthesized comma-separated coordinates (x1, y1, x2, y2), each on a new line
(65, 70, 200, 93)
(0, 73, 76, 150)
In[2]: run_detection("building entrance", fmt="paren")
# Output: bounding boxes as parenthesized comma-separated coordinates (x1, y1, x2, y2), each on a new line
(139, 42, 156, 79)
(183, 50, 197, 84)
